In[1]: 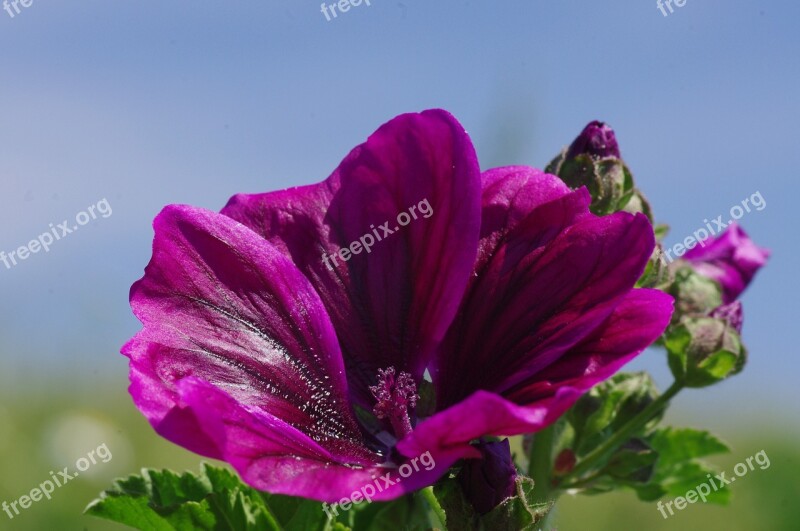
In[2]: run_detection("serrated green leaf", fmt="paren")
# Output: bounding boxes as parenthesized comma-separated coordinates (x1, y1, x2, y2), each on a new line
(334, 490, 434, 531)
(85, 464, 305, 531)
(630, 428, 732, 506)
(259, 493, 329, 531)
(650, 461, 731, 505)
(649, 427, 730, 466)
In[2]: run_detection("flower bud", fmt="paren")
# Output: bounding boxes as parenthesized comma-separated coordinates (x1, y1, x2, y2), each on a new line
(667, 266, 723, 322)
(565, 121, 621, 160)
(457, 439, 517, 514)
(546, 122, 640, 217)
(665, 311, 746, 388)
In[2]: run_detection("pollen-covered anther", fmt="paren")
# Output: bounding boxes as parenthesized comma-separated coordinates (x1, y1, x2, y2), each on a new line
(369, 367, 419, 438)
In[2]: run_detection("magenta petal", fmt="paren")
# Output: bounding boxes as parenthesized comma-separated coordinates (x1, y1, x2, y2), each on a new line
(124, 204, 372, 461)
(222, 110, 481, 404)
(397, 389, 581, 461)
(684, 224, 770, 303)
(399, 290, 672, 456)
(399, 290, 671, 457)
(436, 175, 656, 406)
(479, 166, 575, 235)
(504, 289, 674, 403)
(176, 377, 456, 502)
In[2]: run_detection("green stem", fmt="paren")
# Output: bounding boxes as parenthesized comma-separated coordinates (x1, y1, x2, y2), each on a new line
(421, 486, 446, 528)
(558, 380, 684, 486)
(528, 424, 556, 504)
(528, 425, 560, 531)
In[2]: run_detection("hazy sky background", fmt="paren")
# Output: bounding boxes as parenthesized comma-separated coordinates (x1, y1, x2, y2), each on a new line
(0, 1, 797, 431)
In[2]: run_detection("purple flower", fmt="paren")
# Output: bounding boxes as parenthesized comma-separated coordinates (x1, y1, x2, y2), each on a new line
(123, 110, 673, 504)
(565, 121, 621, 160)
(683, 224, 770, 303)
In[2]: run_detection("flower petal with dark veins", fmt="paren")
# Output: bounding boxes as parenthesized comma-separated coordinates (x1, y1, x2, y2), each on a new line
(124, 205, 375, 465)
(435, 167, 659, 407)
(176, 377, 462, 501)
(221, 110, 481, 405)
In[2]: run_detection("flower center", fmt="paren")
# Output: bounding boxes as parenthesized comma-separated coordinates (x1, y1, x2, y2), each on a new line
(369, 367, 418, 439)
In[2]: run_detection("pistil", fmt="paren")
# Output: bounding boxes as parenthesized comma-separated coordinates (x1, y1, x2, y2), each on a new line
(369, 367, 419, 438)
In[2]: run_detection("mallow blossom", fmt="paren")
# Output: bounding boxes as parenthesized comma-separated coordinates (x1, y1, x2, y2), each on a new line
(123, 110, 674, 504)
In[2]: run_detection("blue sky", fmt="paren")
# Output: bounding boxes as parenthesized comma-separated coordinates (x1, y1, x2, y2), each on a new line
(0, 0, 797, 427)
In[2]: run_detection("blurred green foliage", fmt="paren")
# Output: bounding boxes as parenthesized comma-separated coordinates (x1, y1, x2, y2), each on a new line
(0, 376, 209, 531)
(555, 434, 800, 530)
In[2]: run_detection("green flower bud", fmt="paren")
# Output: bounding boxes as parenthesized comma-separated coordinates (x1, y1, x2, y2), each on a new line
(546, 122, 640, 217)
(666, 266, 723, 322)
(665, 312, 746, 388)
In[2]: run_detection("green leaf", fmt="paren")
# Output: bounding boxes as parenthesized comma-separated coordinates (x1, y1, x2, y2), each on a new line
(632, 428, 732, 505)
(649, 427, 730, 468)
(325, 490, 433, 531)
(644, 461, 732, 505)
(86, 463, 331, 531)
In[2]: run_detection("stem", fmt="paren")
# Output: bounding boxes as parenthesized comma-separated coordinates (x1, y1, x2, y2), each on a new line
(558, 380, 684, 486)
(528, 424, 556, 504)
(421, 486, 446, 528)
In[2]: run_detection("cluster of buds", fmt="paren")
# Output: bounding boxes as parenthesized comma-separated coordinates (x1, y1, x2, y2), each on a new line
(550, 122, 769, 388)
(663, 226, 768, 387)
